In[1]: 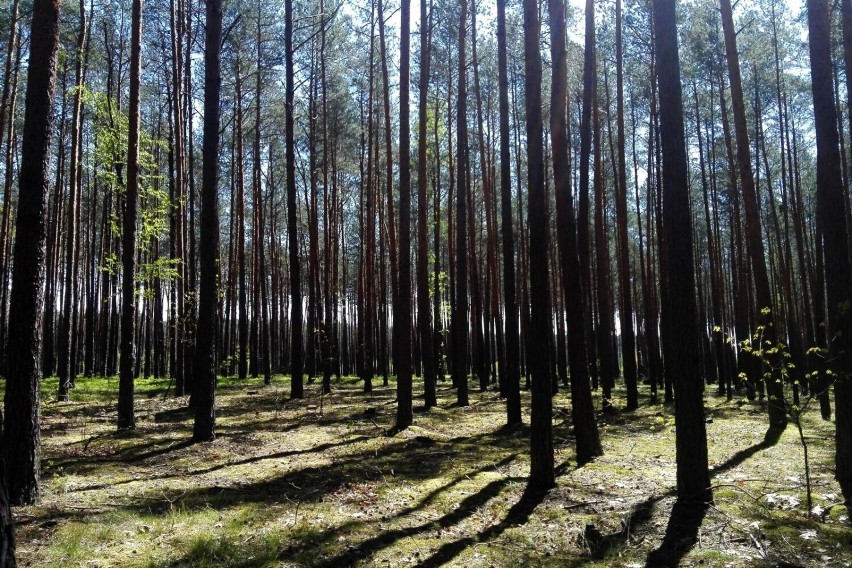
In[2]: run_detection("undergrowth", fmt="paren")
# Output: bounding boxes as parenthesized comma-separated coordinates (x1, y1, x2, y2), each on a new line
(3, 374, 850, 567)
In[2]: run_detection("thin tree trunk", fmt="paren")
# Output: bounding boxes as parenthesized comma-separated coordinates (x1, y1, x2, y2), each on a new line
(118, 0, 142, 430)
(453, 0, 470, 407)
(286, 0, 303, 399)
(615, 0, 638, 408)
(497, 0, 520, 426)
(720, 0, 785, 430)
(395, 0, 413, 429)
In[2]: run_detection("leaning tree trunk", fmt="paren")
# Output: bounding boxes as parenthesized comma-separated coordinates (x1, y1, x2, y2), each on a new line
(720, 0, 786, 430)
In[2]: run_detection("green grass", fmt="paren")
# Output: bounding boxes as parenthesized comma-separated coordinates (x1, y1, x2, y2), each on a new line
(3, 372, 851, 567)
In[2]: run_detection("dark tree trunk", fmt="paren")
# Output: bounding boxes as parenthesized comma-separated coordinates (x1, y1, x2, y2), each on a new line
(417, 0, 436, 410)
(286, 0, 303, 399)
(548, 0, 601, 464)
(395, 0, 413, 429)
(720, 0, 785, 430)
(118, 0, 142, 430)
(654, 0, 712, 505)
(235, 57, 248, 380)
(453, 0, 470, 408)
(377, 0, 399, 370)
(0, 457, 15, 568)
(58, 0, 87, 401)
(524, 0, 555, 492)
(193, 0, 221, 442)
(807, 0, 852, 509)
(497, 0, 520, 426)
(578, 0, 596, 395)
(2, 0, 62, 505)
(614, 0, 638, 409)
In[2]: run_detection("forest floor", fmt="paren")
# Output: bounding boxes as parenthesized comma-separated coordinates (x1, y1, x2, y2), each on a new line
(4, 373, 852, 567)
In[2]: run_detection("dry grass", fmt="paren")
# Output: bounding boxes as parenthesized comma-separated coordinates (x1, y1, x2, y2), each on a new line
(6, 374, 851, 567)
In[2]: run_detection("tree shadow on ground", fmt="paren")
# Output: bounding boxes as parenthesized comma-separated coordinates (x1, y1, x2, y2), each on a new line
(308, 476, 520, 567)
(645, 503, 708, 567)
(710, 425, 783, 478)
(410, 485, 548, 567)
(72, 434, 374, 493)
(591, 434, 780, 562)
(126, 427, 521, 516)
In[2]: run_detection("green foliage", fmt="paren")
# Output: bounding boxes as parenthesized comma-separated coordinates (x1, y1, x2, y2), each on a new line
(79, 86, 176, 285)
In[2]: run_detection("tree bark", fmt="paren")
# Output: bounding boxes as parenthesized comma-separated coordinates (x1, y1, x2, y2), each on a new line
(418, 0, 436, 410)
(57, 0, 87, 401)
(548, 0, 601, 464)
(497, 0, 520, 426)
(524, 0, 555, 492)
(286, 0, 303, 399)
(118, 0, 142, 430)
(807, 0, 852, 509)
(453, 0, 470, 408)
(2, 0, 62, 505)
(654, 0, 712, 505)
(720, 0, 786, 430)
(193, 0, 221, 442)
(395, 0, 413, 429)
(614, 0, 638, 409)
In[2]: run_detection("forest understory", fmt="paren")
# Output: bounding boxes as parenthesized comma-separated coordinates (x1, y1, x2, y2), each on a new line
(5, 375, 851, 568)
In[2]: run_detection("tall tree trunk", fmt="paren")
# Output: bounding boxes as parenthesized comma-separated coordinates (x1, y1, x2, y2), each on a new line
(497, 0, 520, 426)
(235, 56, 248, 380)
(169, 0, 186, 396)
(614, 0, 637, 409)
(118, 0, 142, 430)
(720, 0, 786, 430)
(593, 84, 617, 403)
(286, 0, 303, 399)
(578, 0, 596, 393)
(807, 0, 852, 509)
(377, 0, 399, 369)
(193, 0, 221, 442)
(524, 0, 555, 492)
(253, 32, 272, 386)
(58, 0, 87, 401)
(548, 0, 601, 463)
(2, 0, 62, 505)
(418, 0, 436, 409)
(395, 0, 413, 429)
(452, 0, 470, 407)
(654, 0, 712, 505)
